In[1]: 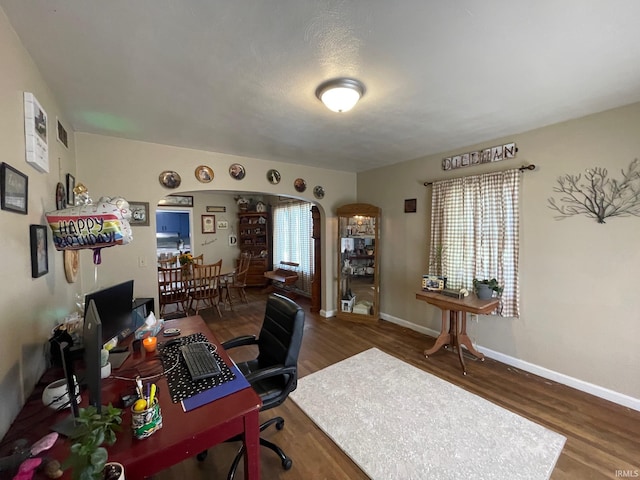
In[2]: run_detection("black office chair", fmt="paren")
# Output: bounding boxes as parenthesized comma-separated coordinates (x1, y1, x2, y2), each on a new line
(198, 293, 305, 479)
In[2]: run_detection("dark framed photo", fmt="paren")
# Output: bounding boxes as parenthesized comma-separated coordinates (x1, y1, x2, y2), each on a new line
(30, 224, 48, 278)
(66, 173, 75, 205)
(1, 162, 28, 214)
(129, 201, 150, 226)
(158, 195, 193, 207)
(404, 198, 417, 213)
(55, 182, 66, 210)
(201, 214, 216, 234)
(57, 118, 69, 148)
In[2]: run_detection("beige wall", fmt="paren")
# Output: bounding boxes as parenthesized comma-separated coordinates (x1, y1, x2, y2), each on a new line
(75, 133, 357, 315)
(358, 102, 640, 404)
(0, 10, 79, 436)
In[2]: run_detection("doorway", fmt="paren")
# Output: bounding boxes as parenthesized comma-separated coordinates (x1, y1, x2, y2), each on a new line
(155, 208, 193, 262)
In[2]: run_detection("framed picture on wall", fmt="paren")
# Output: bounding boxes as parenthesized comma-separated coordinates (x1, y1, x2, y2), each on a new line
(404, 198, 417, 213)
(129, 201, 150, 226)
(201, 214, 216, 234)
(24, 92, 49, 173)
(30, 224, 48, 278)
(57, 118, 69, 149)
(1, 162, 28, 214)
(66, 173, 75, 205)
(158, 195, 193, 207)
(206, 205, 226, 213)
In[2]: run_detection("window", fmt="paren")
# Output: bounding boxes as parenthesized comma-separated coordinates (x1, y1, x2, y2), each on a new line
(429, 169, 520, 317)
(273, 201, 314, 295)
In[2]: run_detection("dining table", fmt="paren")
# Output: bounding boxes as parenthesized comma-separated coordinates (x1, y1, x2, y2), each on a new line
(158, 265, 236, 312)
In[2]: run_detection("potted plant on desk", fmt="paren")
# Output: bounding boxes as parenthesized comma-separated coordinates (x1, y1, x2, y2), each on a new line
(473, 278, 503, 300)
(63, 404, 124, 480)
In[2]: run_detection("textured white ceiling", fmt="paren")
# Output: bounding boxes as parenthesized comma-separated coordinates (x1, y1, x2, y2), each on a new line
(3, 1, 640, 172)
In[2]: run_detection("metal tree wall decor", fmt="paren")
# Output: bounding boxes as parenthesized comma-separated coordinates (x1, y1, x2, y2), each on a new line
(547, 159, 640, 224)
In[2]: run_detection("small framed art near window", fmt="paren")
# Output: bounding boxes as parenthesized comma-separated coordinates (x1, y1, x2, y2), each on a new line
(1, 162, 28, 214)
(201, 215, 216, 234)
(30, 224, 49, 278)
(404, 198, 417, 213)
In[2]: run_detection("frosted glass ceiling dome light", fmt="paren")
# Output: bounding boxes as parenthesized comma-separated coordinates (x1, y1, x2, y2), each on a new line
(316, 78, 365, 113)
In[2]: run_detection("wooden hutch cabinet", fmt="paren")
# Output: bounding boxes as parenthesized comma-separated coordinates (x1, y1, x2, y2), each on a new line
(238, 211, 271, 286)
(336, 203, 381, 323)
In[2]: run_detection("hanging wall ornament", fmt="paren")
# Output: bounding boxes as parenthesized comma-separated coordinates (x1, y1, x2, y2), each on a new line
(547, 159, 640, 224)
(64, 250, 79, 283)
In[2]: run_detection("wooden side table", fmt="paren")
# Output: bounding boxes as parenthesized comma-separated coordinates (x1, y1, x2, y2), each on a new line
(416, 290, 499, 375)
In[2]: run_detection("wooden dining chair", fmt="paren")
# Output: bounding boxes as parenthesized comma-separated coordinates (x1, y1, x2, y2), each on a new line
(187, 260, 223, 316)
(158, 266, 188, 316)
(158, 255, 178, 268)
(192, 253, 204, 265)
(227, 253, 251, 308)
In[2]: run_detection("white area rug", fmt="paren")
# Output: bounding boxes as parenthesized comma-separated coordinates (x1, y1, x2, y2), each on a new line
(290, 348, 565, 480)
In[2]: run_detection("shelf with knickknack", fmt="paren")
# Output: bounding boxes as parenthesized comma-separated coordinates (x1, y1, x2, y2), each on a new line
(336, 203, 381, 323)
(238, 211, 271, 286)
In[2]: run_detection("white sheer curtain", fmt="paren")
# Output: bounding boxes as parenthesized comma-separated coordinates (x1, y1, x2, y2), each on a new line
(429, 169, 520, 317)
(272, 201, 314, 295)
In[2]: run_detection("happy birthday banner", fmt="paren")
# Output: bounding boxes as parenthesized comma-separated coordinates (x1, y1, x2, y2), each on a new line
(45, 195, 133, 264)
(47, 214, 129, 250)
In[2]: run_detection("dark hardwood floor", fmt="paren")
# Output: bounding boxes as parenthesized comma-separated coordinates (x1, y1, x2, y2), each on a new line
(155, 290, 640, 479)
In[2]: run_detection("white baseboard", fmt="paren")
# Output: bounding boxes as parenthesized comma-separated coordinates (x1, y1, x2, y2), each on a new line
(380, 312, 640, 412)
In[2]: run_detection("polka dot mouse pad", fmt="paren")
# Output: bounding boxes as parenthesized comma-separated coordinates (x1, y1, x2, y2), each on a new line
(159, 333, 236, 402)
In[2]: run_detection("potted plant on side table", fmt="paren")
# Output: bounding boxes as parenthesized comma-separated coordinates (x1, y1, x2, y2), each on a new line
(473, 278, 503, 300)
(63, 404, 124, 480)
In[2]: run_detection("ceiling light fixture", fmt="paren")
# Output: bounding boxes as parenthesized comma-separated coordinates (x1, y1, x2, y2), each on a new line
(315, 78, 365, 113)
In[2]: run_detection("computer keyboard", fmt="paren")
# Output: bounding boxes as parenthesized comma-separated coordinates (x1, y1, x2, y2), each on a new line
(180, 342, 222, 381)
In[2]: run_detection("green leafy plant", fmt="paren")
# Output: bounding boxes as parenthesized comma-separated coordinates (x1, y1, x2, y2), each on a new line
(63, 404, 123, 480)
(473, 278, 504, 296)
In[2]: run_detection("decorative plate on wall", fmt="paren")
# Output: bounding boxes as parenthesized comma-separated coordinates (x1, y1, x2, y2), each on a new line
(159, 170, 181, 189)
(195, 165, 214, 183)
(64, 250, 79, 283)
(313, 185, 325, 199)
(229, 163, 246, 180)
(294, 178, 307, 192)
(267, 169, 281, 184)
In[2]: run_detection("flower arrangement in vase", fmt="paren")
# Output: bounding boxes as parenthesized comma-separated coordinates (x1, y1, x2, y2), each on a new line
(178, 252, 193, 266)
(178, 252, 194, 276)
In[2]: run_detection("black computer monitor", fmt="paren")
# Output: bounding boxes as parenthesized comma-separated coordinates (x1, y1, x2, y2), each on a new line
(83, 298, 103, 411)
(84, 280, 134, 344)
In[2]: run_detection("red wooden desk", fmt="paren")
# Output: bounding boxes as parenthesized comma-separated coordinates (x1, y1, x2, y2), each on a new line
(3, 316, 262, 479)
(416, 290, 499, 375)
